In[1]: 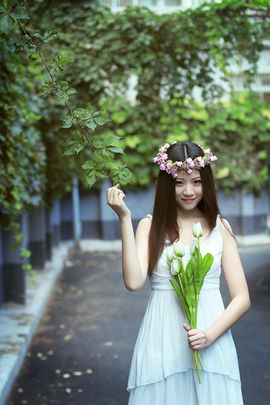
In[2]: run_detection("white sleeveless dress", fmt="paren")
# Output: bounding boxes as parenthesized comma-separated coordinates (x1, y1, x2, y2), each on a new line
(127, 214, 244, 405)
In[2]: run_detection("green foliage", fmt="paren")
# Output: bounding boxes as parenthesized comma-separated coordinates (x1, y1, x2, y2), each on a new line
(0, 12, 45, 277)
(26, 0, 269, 194)
(0, 0, 269, 280)
(102, 91, 270, 194)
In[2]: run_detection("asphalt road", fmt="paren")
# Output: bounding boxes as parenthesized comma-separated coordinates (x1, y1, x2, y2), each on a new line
(6, 245, 270, 405)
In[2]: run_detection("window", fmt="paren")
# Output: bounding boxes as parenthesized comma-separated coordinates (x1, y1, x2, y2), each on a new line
(260, 74, 270, 86)
(117, 0, 133, 6)
(263, 93, 270, 103)
(164, 0, 182, 5)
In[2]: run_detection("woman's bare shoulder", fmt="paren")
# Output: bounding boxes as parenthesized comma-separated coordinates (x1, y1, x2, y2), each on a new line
(136, 214, 152, 234)
(135, 216, 152, 258)
(218, 216, 236, 242)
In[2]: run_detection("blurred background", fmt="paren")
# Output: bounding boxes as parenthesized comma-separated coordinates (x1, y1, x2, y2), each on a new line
(0, 1, 269, 404)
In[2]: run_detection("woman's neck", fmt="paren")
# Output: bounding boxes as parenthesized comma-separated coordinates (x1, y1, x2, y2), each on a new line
(176, 207, 204, 220)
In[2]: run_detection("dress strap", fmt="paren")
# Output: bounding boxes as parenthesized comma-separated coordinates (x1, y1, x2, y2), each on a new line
(145, 214, 153, 220)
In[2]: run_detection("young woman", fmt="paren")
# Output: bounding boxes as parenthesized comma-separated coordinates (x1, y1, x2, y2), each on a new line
(106, 141, 250, 405)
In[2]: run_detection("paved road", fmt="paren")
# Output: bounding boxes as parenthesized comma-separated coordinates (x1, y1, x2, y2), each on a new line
(6, 246, 270, 405)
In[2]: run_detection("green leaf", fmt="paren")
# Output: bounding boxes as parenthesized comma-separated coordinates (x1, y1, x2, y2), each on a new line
(22, 264, 32, 270)
(186, 258, 193, 280)
(60, 81, 69, 90)
(94, 115, 111, 125)
(85, 119, 97, 131)
(169, 279, 191, 321)
(82, 160, 95, 170)
(0, 14, 12, 35)
(62, 115, 73, 128)
(201, 253, 214, 279)
(100, 149, 114, 161)
(59, 57, 73, 65)
(63, 143, 84, 156)
(85, 173, 96, 188)
(92, 134, 117, 148)
(109, 146, 124, 154)
(111, 111, 127, 124)
(20, 248, 31, 259)
(10, 6, 29, 20)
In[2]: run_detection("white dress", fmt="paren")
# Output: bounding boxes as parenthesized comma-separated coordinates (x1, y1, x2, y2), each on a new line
(127, 214, 244, 405)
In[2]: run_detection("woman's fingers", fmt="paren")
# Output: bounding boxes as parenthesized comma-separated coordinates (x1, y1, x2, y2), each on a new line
(186, 329, 209, 350)
(106, 184, 126, 206)
(183, 323, 190, 332)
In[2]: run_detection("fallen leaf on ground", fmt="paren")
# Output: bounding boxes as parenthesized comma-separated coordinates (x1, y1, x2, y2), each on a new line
(73, 371, 83, 376)
(103, 341, 113, 346)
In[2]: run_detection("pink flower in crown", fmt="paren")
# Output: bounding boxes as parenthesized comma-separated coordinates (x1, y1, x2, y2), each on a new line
(176, 161, 183, 167)
(187, 168, 193, 174)
(210, 155, 217, 162)
(196, 156, 205, 167)
(159, 147, 165, 153)
(166, 161, 172, 169)
(161, 153, 168, 161)
(160, 163, 166, 170)
(164, 143, 170, 149)
(204, 148, 210, 154)
(186, 158, 194, 168)
(153, 157, 158, 163)
(172, 172, 178, 179)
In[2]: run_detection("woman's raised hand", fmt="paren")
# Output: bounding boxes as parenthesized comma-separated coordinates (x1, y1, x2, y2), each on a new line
(106, 183, 131, 219)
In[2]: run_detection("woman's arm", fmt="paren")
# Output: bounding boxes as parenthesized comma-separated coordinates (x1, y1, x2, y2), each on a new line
(185, 218, 251, 350)
(106, 184, 150, 291)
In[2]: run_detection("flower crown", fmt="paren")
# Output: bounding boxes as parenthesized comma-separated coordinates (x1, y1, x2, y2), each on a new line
(153, 142, 217, 178)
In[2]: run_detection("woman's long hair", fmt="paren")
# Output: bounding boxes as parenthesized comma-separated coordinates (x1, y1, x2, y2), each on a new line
(148, 141, 233, 277)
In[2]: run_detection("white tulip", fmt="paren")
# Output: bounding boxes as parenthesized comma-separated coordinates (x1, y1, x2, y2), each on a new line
(173, 241, 185, 258)
(170, 259, 180, 276)
(166, 245, 175, 262)
(192, 222, 203, 238)
(190, 240, 198, 256)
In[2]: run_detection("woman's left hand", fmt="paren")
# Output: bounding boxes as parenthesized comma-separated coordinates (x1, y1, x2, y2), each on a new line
(183, 323, 212, 350)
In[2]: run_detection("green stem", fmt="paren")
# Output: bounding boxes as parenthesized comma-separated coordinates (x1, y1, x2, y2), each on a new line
(194, 350, 201, 384)
(198, 351, 203, 369)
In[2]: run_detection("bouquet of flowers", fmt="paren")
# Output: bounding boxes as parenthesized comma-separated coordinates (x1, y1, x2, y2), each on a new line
(166, 222, 214, 384)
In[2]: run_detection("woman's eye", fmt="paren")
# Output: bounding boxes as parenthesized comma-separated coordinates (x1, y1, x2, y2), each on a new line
(194, 180, 201, 184)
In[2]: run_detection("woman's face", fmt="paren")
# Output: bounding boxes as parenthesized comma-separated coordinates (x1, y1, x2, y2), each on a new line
(174, 169, 203, 212)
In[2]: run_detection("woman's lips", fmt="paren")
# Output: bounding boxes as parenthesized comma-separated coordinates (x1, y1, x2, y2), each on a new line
(182, 198, 195, 203)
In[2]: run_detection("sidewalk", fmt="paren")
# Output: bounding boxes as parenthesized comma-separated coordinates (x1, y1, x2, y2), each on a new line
(0, 235, 269, 405)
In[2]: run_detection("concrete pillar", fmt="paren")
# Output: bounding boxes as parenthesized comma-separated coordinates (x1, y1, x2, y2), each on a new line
(217, 189, 241, 234)
(45, 206, 53, 261)
(100, 179, 120, 239)
(72, 177, 82, 248)
(80, 190, 100, 238)
(28, 206, 47, 269)
(0, 227, 4, 307)
(51, 199, 61, 247)
(2, 213, 28, 304)
(60, 193, 74, 241)
(240, 190, 255, 235)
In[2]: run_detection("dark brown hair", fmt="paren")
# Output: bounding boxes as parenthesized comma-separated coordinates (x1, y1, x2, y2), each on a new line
(148, 141, 234, 277)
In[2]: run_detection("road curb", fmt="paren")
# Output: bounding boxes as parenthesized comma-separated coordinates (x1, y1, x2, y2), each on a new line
(0, 241, 74, 405)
